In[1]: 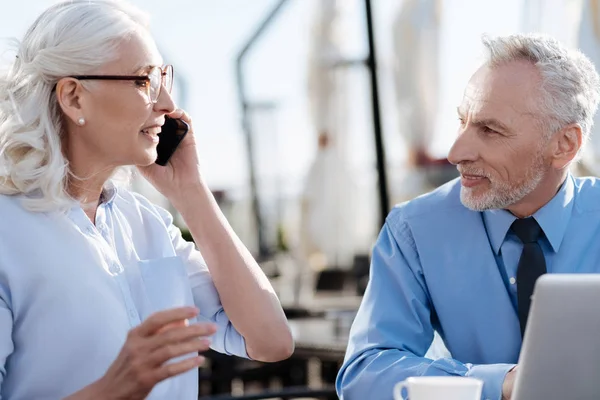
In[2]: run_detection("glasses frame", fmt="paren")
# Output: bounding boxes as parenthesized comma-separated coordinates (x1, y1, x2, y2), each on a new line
(67, 65, 173, 104)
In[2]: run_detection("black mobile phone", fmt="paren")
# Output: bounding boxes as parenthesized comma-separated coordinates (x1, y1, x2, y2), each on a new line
(155, 116, 189, 166)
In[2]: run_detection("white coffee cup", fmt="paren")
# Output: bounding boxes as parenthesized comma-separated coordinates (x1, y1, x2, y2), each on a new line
(393, 376, 483, 400)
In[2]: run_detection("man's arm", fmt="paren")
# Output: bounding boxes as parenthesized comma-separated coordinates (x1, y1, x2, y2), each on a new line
(335, 217, 514, 400)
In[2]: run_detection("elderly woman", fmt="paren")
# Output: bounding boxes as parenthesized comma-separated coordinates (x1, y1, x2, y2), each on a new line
(0, 1, 294, 399)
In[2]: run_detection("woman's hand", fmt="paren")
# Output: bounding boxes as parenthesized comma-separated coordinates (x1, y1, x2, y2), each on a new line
(94, 306, 216, 400)
(138, 109, 203, 201)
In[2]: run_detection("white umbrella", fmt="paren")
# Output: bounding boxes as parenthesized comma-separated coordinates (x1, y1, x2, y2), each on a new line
(391, 0, 442, 202)
(299, 0, 358, 271)
(392, 0, 441, 153)
(576, 0, 600, 175)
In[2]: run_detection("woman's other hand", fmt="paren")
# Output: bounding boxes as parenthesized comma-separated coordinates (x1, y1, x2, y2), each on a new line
(95, 306, 216, 400)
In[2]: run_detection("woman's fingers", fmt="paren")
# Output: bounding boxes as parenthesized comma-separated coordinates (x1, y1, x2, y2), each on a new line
(151, 355, 206, 383)
(147, 338, 212, 367)
(146, 322, 217, 353)
(134, 307, 198, 337)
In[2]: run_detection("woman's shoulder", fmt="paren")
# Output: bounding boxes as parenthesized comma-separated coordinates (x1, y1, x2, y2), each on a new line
(0, 193, 20, 207)
(0, 194, 57, 241)
(0, 194, 36, 219)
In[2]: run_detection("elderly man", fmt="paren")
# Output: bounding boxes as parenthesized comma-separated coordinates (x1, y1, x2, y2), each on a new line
(336, 34, 600, 400)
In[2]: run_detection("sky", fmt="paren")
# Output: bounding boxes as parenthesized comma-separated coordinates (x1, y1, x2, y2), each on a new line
(0, 0, 529, 198)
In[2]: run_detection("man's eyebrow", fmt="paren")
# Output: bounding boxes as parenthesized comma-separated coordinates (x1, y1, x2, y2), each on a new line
(456, 107, 512, 132)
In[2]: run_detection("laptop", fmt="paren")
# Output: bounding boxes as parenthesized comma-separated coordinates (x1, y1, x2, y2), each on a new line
(512, 274, 600, 400)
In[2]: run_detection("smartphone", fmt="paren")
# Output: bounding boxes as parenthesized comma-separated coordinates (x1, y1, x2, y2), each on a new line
(155, 116, 189, 166)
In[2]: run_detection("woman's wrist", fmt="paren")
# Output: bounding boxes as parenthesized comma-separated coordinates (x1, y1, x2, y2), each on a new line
(168, 180, 210, 214)
(63, 378, 109, 400)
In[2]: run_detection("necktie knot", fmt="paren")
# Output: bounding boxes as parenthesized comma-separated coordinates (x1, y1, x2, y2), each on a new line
(511, 217, 542, 244)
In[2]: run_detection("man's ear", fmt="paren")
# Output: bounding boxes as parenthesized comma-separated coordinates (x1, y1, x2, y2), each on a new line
(550, 124, 582, 169)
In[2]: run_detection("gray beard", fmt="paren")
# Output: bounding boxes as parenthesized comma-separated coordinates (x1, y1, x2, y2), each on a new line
(460, 159, 546, 211)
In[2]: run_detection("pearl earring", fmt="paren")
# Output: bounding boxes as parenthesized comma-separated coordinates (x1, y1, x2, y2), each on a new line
(77, 117, 85, 126)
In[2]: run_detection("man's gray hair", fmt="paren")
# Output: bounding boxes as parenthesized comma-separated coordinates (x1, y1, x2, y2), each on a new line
(482, 33, 600, 144)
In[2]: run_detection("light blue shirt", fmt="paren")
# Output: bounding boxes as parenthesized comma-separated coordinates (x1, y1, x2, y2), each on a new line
(0, 185, 248, 400)
(337, 175, 600, 400)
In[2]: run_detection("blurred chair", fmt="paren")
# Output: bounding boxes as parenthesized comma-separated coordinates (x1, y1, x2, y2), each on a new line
(314, 268, 348, 292)
(352, 254, 370, 296)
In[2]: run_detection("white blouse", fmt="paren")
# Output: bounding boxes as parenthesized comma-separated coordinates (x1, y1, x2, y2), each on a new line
(0, 185, 247, 400)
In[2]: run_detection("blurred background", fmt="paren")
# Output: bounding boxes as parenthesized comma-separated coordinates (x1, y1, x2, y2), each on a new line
(3, 0, 600, 398)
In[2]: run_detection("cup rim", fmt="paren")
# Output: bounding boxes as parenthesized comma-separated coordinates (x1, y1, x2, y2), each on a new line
(401, 376, 483, 386)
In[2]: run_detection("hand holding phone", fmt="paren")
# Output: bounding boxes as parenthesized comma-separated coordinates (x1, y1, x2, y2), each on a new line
(155, 116, 189, 166)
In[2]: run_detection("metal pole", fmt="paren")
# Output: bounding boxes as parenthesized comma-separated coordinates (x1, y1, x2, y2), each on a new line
(235, 0, 290, 258)
(364, 0, 390, 228)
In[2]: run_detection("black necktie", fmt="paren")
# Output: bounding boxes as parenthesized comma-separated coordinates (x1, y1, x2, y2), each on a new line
(511, 217, 547, 338)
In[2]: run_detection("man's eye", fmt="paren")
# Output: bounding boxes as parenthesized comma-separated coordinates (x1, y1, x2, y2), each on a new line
(482, 126, 499, 134)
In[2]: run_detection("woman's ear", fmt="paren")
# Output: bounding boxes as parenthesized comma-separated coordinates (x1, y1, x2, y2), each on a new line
(55, 78, 86, 125)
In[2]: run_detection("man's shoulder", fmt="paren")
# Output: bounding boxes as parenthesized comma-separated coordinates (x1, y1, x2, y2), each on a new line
(573, 176, 600, 213)
(387, 178, 466, 227)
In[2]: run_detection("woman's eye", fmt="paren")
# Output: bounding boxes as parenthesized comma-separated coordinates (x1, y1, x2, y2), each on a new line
(135, 79, 149, 88)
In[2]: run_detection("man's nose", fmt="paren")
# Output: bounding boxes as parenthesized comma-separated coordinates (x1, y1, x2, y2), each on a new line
(448, 128, 479, 165)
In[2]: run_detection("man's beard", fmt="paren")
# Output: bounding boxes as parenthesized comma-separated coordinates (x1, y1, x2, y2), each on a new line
(459, 155, 546, 211)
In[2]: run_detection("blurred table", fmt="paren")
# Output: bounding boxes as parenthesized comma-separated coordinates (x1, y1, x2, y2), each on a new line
(301, 293, 363, 311)
(287, 317, 350, 391)
(289, 317, 350, 361)
(282, 293, 362, 319)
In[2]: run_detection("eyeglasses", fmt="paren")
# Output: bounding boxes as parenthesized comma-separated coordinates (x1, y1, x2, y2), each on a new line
(67, 65, 173, 104)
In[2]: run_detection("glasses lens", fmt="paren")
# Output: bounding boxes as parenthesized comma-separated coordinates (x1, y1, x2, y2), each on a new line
(148, 67, 162, 103)
(164, 65, 173, 94)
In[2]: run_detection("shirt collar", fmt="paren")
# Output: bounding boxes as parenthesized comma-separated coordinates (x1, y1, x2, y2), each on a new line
(100, 181, 118, 206)
(483, 174, 575, 254)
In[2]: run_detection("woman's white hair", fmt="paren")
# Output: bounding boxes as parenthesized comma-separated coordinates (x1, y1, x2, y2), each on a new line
(482, 33, 600, 146)
(0, 0, 150, 212)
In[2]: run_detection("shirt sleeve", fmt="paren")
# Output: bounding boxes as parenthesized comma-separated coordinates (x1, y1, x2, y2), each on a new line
(335, 215, 514, 400)
(155, 205, 249, 359)
(0, 279, 14, 398)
